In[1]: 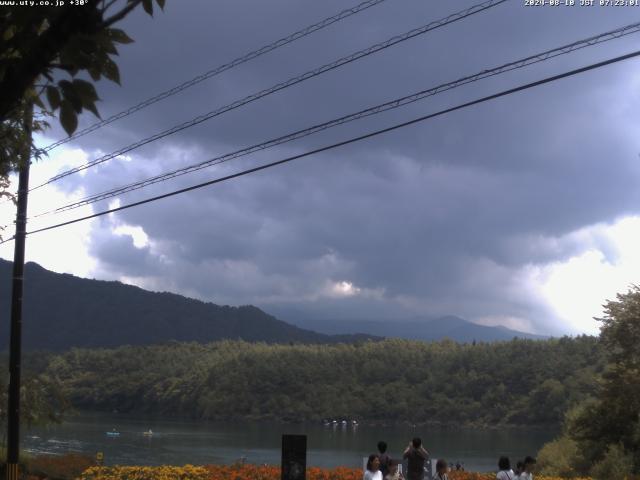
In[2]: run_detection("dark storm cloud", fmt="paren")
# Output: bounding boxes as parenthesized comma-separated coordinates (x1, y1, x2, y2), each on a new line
(39, 0, 640, 333)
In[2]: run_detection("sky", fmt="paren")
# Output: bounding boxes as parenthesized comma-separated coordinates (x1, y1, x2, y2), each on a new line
(2, 0, 640, 336)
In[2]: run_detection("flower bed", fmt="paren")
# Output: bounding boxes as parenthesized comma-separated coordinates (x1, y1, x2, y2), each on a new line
(78, 464, 362, 480)
(449, 473, 593, 480)
(75, 464, 603, 480)
(79, 465, 210, 480)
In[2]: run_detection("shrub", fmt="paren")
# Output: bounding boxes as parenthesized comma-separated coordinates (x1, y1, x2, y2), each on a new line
(589, 443, 634, 480)
(537, 435, 581, 478)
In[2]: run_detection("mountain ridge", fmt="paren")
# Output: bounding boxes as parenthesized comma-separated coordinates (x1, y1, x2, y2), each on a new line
(270, 313, 547, 342)
(0, 259, 545, 350)
(0, 259, 378, 350)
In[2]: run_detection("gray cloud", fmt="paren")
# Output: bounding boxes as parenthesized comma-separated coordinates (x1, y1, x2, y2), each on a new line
(36, 0, 640, 334)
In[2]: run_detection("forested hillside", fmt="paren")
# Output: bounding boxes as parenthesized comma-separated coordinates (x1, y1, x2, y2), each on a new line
(46, 336, 603, 426)
(0, 260, 377, 349)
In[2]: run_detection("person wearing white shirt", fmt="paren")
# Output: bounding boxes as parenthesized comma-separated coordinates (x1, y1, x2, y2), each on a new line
(384, 458, 404, 480)
(496, 456, 515, 480)
(516, 456, 536, 480)
(364, 454, 383, 480)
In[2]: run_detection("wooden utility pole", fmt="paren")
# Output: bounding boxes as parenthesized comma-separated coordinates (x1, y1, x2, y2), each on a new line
(6, 104, 32, 480)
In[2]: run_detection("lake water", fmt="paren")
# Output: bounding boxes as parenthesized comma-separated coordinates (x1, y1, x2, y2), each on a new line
(24, 412, 558, 473)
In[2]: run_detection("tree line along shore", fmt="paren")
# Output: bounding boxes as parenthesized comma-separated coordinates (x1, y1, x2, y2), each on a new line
(7, 335, 602, 426)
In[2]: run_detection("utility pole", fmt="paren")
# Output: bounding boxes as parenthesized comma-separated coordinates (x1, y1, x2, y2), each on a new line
(6, 104, 32, 480)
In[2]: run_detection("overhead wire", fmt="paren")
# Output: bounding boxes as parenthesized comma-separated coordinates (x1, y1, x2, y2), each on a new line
(30, 0, 508, 191)
(34, 20, 640, 218)
(41, 0, 391, 153)
(5, 48, 637, 243)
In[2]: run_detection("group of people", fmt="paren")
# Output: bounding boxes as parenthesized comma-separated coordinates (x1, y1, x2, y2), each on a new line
(364, 438, 440, 480)
(363, 439, 537, 480)
(496, 455, 537, 480)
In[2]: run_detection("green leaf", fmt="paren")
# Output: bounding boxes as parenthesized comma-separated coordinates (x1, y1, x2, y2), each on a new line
(72, 79, 99, 102)
(142, 0, 153, 15)
(102, 57, 120, 85)
(46, 86, 61, 110)
(3, 25, 16, 41)
(87, 66, 101, 82)
(72, 80, 101, 119)
(59, 100, 78, 136)
(92, 30, 118, 55)
(155, 0, 165, 9)
(59, 38, 92, 70)
(83, 100, 101, 119)
(108, 28, 134, 45)
(58, 80, 82, 113)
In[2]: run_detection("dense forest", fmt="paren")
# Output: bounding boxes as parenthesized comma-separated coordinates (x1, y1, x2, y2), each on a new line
(42, 336, 603, 426)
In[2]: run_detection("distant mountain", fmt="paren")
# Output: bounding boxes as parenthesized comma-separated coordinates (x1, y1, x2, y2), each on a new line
(0, 260, 378, 351)
(280, 315, 547, 342)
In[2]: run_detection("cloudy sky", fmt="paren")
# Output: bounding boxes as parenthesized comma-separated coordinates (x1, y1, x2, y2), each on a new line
(2, 0, 640, 335)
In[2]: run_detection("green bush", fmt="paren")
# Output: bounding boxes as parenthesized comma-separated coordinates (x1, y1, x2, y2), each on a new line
(589, 443, 634, 480)
(537, 435, 580, 478)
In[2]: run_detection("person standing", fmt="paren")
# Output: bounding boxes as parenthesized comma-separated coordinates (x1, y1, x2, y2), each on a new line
(384, 458, 405, 480)
(513, 460, 524, 477)
(517, 456, 536, 480)
(434, 459, 449, 480)
(364, 454, 383, 480)
(496, 456, 514, 480)
(403, 437, 429, 480)
(378, 441, 391, 477)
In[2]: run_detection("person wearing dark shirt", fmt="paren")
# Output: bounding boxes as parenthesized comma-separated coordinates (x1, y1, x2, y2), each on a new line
(402, 437, 429, 480)
(378, 441, 390, 477)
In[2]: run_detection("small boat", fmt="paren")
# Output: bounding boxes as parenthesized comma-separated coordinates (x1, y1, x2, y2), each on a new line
(143, 429, 153, 436)
(106, 428, 120, 437)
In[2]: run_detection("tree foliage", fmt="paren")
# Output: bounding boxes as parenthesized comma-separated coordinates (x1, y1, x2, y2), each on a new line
(538, 285, 640, 477)
(40, 336, 604, 427)
(0, 0, 165, 182)
(0, 356, 70, 443)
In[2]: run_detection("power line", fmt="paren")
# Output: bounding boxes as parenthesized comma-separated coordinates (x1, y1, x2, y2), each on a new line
(36, 20, 640, 217)
(31, 0, 507, 191)
(10, 49, 639, 242)
(41, 0, 390, 153)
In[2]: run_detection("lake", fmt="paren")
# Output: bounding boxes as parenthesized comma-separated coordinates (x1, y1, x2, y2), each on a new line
(24, 412, 558, 472)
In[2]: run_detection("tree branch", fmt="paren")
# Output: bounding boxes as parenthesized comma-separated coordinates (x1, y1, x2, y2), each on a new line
(101, 0, 143, 29)
(0, 4, 102, 121)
